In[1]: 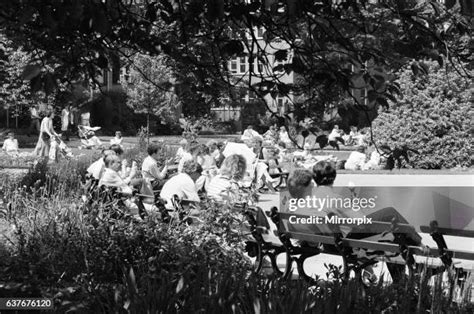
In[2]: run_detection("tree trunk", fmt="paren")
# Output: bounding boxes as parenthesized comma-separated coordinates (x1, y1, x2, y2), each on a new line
(147, 112, 150, 145)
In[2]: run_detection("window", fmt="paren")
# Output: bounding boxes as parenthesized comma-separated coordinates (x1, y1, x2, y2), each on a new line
(255, 59, 263, 73)
(230, 58, 238, 74)
(277, 97, 284, 108)
(239, 57, 246, 73)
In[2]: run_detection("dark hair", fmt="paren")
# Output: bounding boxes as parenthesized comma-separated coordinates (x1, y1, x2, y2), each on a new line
(288, 169, 313, 198)
(147, 143, 160, 156)
(312, 161, 336, 186)
(109, 144, 123, 156)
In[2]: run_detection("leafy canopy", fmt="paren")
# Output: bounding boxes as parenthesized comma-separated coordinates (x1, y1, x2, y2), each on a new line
(0, 0, 471, 118)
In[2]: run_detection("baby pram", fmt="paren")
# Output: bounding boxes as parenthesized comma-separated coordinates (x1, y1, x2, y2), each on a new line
(78, 125, 104, 149)
(49, 135, 74, 162)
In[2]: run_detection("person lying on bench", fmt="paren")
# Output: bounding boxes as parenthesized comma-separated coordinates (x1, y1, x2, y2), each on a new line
(159, 160, 202, 210)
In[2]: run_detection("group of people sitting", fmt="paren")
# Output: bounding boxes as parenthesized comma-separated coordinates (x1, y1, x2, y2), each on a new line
(85, 137, 281, 217)
(344, 145, 382, 171)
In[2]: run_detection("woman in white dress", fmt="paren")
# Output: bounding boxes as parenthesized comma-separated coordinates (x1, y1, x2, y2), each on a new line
(35, 110, 59, 157)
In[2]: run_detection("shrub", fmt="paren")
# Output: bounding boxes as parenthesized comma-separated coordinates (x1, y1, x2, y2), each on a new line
(372, 61, 472, 169)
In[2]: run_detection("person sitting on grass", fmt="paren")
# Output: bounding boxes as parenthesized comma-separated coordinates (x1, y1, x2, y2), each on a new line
(2, 132, 19, 156)
(110, 131, 123, 147)
(207, 154, 247, 203)
(344, 146, 367, 170)
(241, 125, 263, 142)
(159, 160, 202, 210)
(328, 124, 344, 150)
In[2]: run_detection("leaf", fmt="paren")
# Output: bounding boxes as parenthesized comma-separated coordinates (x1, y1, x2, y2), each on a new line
(21, 64, 42, 80)
(273, 64, 285, 72)
(410, 63, 419, 76)
(376, 97, 389, 109)
(367, 90, 377, 103)
(419, 62, 429, 75)
(176, 276, 184, 293)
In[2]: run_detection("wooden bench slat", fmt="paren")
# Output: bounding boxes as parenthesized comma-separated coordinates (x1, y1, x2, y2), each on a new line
(286, 231, 474, 260)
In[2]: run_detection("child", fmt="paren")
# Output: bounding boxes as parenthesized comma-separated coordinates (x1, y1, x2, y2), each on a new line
(110, 131, 123, 147)
(2, 132, 19, 156)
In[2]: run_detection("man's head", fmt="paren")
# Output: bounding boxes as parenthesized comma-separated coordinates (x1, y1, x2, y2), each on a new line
(207, 140, 217, 151)
(288, 169, 314, 198)
(147, 143, 161, 157)
(115, 131, 122, 138)
(247, 125, 253, 130)
(7, 132, 14, 139)
(182, 160, 203, 182)
(109, 144, 123, 156)
(104, 155, 121, 172)
(312, 161, 336, 186)
(333, 124, 339, 130)
(179, 139, 188, 149)
(189, 143, 202, 157)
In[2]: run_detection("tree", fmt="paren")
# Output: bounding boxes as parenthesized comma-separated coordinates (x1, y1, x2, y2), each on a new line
(124, 53, 179, 135)
(0, 0, 471, 125)
(0, 35, 35, 128)
(372, 61, 472, 169)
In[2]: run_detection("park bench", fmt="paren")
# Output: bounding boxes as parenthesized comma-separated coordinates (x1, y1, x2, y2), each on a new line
(81, 174, 169, 221)
(243, 204, 474, 286)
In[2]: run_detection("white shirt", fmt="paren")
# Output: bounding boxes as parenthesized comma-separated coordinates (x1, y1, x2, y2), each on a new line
(61, 109, 70, 131)
(40, 117, 56, 138)
(241, 129, 263, 141)
(328, 129, 342, 141)
(2, 138, 18, 153)
(175, 147, 186, 162)
(142, 155, 166, 181)
(30, 107, 40, 119)
(344, 151, 367, 170)
(87, 158, 106, 180)
(99, 168, 133, 195)
(206, 175, 240, 203)
(178, 152, 193, 173)
(159, 173, 200, 209)
(279, 130, 291, 144)
(110, 137, 123, 146)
